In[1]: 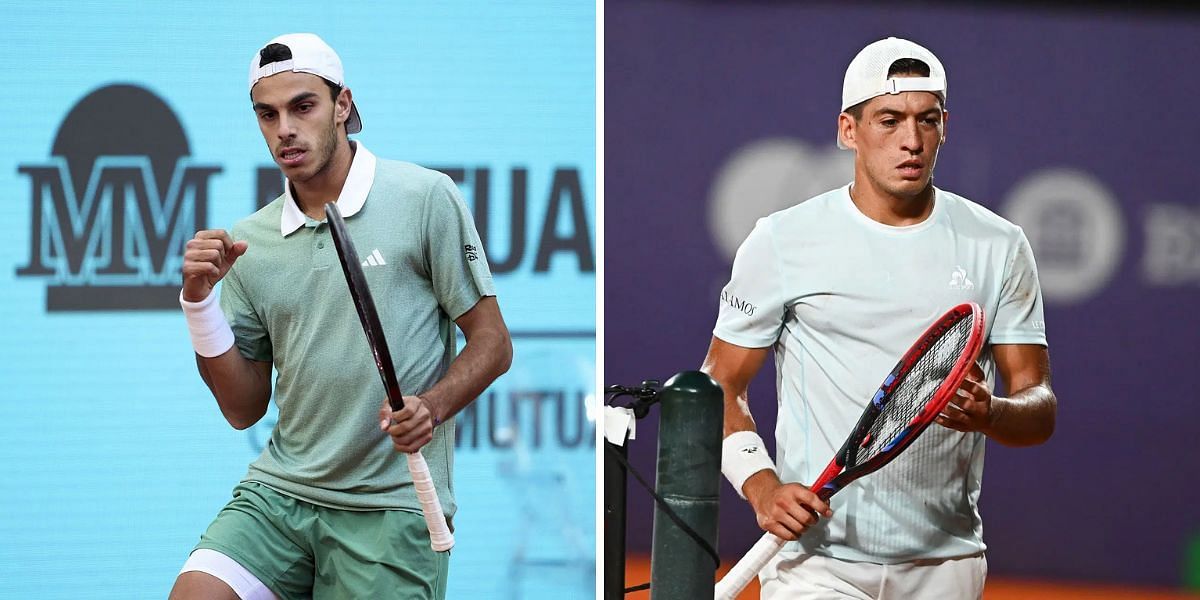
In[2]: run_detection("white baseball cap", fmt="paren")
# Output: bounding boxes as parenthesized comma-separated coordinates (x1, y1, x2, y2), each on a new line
(838, 37, 945, 148)
(248, 33, 362, 134)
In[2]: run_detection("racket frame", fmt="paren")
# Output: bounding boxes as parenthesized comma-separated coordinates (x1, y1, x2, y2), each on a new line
(324, 201, 455, 552)
(813, 302, 986, 498)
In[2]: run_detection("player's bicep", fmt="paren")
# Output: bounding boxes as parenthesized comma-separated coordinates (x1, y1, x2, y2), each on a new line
(702, 336, 770, 394)
(992, 343, 1051, 396)
(248, 356, 273, 393)
(702, 336, 771, 433)
(453, 296, 511, 349)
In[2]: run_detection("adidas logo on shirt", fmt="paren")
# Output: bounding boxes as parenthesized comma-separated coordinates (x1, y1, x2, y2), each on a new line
(361, 249, 387, 268)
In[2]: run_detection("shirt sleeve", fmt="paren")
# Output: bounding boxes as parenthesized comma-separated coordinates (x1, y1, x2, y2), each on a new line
(425, 174, 496, 320)
(713, 217, 788, 348)
(989, 229, 1048, 346)
(219, 261, 273, 363)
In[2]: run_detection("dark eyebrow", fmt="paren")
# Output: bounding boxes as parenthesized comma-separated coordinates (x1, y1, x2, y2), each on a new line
(253, 91, 321, 112)
(872, 107, 943, 119)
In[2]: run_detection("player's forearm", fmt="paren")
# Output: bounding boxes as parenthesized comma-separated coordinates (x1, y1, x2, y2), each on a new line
(420, 325, 512, 425)
(701, 362, 757, 437)
(722, 390, 759, 437)
(700, 337, 770, 437)
(984, 383, 1056, 447)
(195, 349, 271, 430)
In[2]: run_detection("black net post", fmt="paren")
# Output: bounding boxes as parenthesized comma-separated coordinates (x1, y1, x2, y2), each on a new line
(649, 370, 723, 599)
(604, 431, 629, 600)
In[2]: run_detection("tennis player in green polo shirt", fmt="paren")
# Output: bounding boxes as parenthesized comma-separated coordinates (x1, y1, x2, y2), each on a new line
(169, 33, 513, 600)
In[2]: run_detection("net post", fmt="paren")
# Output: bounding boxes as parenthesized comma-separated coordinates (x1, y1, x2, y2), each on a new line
(650, 370, 723, 599)
(604, 433, 629, 600)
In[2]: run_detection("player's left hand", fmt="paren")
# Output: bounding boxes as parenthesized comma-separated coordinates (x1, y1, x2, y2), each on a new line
(936, 362, 994, 434)
(380, 395, 435, 453)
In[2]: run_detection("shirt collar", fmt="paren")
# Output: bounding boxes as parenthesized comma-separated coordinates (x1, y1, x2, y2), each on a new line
(280, 142, 377, 236)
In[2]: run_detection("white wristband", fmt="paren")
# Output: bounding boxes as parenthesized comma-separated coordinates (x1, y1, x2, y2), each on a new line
(180, 290, 236, 358)
(721, 430, 777, 500)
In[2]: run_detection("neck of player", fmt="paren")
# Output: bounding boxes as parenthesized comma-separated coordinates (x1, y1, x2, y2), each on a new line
(292, 138, 355, 220)
(849, 174, 935, 227)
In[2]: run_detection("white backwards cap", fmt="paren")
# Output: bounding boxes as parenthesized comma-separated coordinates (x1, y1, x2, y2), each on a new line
(248, 33, 362, 134)
(839, 37, 945, 148)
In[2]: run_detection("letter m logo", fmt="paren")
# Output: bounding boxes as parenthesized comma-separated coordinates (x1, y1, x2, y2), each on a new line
(16, 156, 220, 311)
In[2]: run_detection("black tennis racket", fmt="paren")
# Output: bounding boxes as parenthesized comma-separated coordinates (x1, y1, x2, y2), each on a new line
(324, 202, 454, 552)
(714, 302, 985, 599)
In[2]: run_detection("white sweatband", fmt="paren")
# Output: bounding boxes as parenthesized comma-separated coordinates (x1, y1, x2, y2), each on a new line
(180, 290, 236, 358)
(721, 430, 777, 500)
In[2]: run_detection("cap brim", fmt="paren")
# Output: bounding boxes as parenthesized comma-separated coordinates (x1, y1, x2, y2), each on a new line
(346, 102, 362, 134)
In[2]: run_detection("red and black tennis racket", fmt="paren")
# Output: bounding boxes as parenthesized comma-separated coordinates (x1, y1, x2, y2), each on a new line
(324, 202, 454, 552)
(714, 302, 985, 599)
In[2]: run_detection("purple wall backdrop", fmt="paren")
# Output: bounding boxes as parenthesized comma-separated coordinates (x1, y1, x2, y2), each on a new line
(605, 1, 1200, 588)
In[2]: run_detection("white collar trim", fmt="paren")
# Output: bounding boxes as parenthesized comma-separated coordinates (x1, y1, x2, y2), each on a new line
(280, 142, 377, 236)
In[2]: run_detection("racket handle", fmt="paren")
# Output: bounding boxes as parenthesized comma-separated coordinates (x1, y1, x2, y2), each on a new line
(714, 532, 785, 600)
(406, 451, 455, 552)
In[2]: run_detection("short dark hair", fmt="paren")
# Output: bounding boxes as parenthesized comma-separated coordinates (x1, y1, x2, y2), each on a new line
(256, 43, 342, 102)
(843, 58, 934, 120)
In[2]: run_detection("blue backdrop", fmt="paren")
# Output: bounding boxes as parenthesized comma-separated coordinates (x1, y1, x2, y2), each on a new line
(0, 2, 595, 598)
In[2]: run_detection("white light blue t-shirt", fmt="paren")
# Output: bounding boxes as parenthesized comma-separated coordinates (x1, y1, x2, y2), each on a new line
(714, 184, 1047, 563)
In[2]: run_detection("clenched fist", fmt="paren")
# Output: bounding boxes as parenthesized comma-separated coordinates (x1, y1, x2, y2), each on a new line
(182, 230, 248, 302)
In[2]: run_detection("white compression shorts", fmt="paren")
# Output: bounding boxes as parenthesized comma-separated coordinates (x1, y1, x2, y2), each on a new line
(179, 548, 279, 600)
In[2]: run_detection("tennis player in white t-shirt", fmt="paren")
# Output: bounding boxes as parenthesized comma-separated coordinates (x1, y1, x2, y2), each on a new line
(708, 37, 1058, 599)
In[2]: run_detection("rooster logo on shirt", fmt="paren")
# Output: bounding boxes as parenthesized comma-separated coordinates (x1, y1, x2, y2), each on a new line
(949, 266, 975, 291)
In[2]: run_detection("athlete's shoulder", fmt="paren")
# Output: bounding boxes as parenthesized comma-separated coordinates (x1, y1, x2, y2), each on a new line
(760, 185, 848, 227)
(730, 187, 846, 262)
(372, 158, 456, 193)
(937, 187, 1025, 240)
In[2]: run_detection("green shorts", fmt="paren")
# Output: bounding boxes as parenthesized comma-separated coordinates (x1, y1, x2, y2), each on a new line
(195, 481, 449, 600)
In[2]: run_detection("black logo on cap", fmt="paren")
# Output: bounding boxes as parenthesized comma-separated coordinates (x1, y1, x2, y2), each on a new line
(16, 84, 221, 310)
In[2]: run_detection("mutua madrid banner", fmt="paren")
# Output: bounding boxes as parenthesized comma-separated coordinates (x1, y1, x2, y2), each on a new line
(17, 85, 218, 310)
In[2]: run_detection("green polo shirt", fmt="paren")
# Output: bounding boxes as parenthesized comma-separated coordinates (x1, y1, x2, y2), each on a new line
(219, 143, 494, 513)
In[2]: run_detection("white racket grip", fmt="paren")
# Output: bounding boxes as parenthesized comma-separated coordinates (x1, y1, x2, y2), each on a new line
(406, 451, 455, 552)
(714, 533, 785, 600)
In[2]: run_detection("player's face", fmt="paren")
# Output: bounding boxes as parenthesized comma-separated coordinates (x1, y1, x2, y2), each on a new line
(251, 72, 350, 183)
(846, 91, 946, 201)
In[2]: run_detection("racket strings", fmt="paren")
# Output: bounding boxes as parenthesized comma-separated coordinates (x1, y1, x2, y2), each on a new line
(853, 317, 974, 465)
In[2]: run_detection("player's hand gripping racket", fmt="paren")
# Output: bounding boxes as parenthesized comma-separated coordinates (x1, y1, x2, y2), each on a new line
(714, 303, 985, 600)
(324, 202, 455, 553)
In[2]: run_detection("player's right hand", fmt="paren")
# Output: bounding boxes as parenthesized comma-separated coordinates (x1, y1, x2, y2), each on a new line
(745, 474, 833, 541)
(182, 230, 249, 302)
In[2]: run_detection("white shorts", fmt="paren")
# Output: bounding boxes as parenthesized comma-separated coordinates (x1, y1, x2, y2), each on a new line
(760, 551, 986, 600)
(179, 548, 279, 600)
